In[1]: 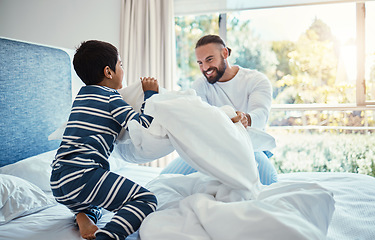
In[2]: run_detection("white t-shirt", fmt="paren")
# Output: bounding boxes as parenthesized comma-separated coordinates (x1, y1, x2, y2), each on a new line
(191, 67, 272, 129)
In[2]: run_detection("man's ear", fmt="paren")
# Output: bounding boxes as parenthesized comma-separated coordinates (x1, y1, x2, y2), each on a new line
(222, 47, 229, 59)
(104, 66, 112, 79)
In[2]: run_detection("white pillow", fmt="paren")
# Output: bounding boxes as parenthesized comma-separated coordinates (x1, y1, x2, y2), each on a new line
(48, 122, 67, 140)
(0, 150, 56, 192)
(0, 148, 130, 190)
(143, 91, 261, 193)
(0, 174, 56, 225)
(113, 119, 175, 164)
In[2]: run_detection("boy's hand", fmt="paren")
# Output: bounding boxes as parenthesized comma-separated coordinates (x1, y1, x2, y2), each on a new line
(141, 77, 159, 92)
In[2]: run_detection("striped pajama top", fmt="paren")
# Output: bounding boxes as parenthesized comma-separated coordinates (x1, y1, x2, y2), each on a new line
(52, 85, 157, 171)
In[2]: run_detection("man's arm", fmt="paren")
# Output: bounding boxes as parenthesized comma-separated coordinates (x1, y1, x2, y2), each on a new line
(191, 77, 209, 103)
(245, 74, 272, 129)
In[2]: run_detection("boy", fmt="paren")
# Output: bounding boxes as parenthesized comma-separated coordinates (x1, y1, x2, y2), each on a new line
(50, 40, 158, 240)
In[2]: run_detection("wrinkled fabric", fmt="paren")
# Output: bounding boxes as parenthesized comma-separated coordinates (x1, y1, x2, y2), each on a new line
(132, 91, 335, 240)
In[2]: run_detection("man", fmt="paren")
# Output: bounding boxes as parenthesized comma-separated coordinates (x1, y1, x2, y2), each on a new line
(161, 34, 278, 185)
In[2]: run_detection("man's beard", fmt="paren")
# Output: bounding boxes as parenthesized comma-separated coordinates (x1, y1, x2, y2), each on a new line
(204, 59, 226, 84)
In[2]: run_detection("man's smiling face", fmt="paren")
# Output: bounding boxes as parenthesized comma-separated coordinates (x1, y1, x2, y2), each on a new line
(195, 43, 227, 84)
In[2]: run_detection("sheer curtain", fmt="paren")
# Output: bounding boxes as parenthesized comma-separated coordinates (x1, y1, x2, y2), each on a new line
(120, 0, 178, 167)
(120, 0, 176, 90)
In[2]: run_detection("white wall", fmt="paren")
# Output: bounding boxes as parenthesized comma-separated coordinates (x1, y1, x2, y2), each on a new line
(0, 0, 122, 99)
(0, 0, 122, 50)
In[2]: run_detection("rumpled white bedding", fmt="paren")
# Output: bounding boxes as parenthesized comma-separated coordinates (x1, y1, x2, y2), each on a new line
(115, 82, 276, 164)
(141, 174, 334, 240)
(45, 82, 335, 239)
(115, 89, 335, 240)
(1, 170, 374, 240)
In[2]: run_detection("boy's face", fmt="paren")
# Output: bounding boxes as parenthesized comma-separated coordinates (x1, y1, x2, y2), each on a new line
(112, 57, 124, 89)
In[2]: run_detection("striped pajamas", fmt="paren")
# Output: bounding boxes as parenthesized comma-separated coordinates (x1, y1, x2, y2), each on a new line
(51, 166, 157, 240)
(50, 85, 158, 239)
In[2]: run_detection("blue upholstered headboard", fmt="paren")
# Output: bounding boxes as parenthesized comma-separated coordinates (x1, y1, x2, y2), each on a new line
(0, 37, 72, 167)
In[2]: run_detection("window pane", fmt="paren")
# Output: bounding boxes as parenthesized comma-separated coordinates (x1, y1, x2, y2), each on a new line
(175, 14, 219, 89)
(366, 2, 375, 101)
(226, 3, 357, 105)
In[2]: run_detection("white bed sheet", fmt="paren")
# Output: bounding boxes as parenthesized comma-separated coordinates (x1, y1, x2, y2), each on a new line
(0, 164, 162, 240)
(0, 166, 374, 240)
(127, 91, 335, 240)
(138, 171, 374, 240)
(279, 172, 375, 240)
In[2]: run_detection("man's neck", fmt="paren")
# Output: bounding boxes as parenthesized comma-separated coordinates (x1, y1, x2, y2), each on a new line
(218, 64, 239, 82)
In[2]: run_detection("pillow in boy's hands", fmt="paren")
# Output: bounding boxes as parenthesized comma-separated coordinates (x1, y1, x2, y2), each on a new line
(118, 81, 144, 113)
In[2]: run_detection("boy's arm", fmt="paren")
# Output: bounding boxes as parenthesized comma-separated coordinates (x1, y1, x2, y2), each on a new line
(141, 89, 158, 113)
(109, 92, 157, 130)
(110, 77, 159, 130)
(139, 76, 159, 118)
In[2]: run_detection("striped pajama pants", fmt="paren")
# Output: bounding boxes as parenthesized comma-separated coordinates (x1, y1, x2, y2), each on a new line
(50, 166, 157, 240)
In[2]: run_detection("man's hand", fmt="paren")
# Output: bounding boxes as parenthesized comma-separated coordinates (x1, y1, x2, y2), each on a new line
(231, 111, 250, 128)
(141, 77, 159, 92)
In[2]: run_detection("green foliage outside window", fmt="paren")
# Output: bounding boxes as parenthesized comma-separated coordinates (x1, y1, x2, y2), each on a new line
(270, 132, 375, 177)
(175, 14, 219, 89)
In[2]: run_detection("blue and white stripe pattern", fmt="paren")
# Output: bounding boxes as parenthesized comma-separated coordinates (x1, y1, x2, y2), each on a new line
(50, 167, 157, 240)
(52, 85, 157, 170)
(50, 85, 158, 240)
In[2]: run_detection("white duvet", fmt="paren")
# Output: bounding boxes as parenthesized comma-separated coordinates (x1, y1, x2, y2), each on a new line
(114, 86, 335, 240)
(49, 82, 335, 239)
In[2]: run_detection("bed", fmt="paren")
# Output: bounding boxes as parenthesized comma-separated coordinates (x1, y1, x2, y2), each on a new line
(0, 37, 375, 240)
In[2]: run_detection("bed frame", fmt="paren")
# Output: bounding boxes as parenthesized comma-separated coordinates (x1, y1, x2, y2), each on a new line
(0, 37, 72, 167)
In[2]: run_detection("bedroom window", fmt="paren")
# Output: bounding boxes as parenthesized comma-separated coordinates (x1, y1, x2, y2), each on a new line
(226, 3, 357, 105)
(175, 13, 220, 89)
(174, 1, 375, 118)
(174, 1, 375, 175)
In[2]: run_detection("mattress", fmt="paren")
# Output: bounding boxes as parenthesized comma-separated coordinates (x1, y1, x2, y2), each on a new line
(0, 163, 162, 240)
(1, 165, 374, 240)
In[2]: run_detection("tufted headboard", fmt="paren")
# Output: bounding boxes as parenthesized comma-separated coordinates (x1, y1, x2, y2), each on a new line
(0, 37, 72, 167)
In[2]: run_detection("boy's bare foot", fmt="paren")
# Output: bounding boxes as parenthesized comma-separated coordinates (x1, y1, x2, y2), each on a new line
(76, 212, 99, 240)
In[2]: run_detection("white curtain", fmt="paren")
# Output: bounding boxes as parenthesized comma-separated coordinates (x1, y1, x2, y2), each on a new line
(120, 0, 177, 90)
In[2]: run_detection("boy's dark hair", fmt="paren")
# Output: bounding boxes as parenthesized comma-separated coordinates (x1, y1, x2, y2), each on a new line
(195, 34, 232, 56)
(73, 40, 118, 85)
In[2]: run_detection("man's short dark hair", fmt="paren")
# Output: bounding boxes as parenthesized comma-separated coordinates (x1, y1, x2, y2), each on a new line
(73, 40, 118, 85)
(195, 34, 232, 56)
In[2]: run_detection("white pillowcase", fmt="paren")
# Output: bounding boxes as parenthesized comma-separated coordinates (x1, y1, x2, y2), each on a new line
(0, 150, 133, 194)
(0, 174, 56, 225)
(113, 119, 175, 164)
(0, 150, 57, 192)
